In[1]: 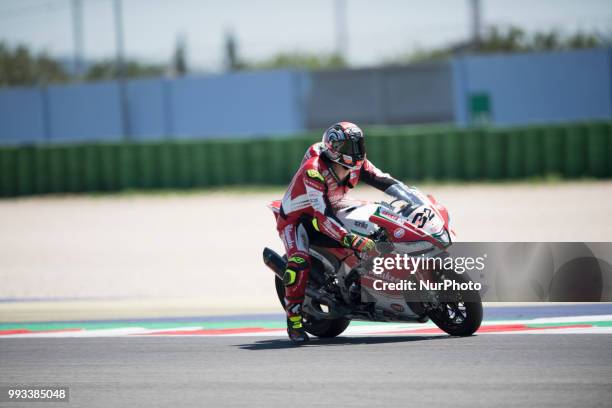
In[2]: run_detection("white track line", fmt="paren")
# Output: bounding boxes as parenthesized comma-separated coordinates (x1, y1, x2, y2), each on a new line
(1, 315, 611, 338)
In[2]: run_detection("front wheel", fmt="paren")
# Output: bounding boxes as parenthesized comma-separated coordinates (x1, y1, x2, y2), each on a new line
(425, 272, 483, 336)
(274, 276, 351, 338)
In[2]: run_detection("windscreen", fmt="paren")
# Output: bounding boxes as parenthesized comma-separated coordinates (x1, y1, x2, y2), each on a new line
(384, 184, 425, 206)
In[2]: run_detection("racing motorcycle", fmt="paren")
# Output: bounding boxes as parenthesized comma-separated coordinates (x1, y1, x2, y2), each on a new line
(262, 184, 482, 338)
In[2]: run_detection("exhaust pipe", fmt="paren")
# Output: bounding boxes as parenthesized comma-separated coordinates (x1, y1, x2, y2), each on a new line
(262, 247, 331, 304)
(263, 247, 349, 317)
(263, 247, 285, 279)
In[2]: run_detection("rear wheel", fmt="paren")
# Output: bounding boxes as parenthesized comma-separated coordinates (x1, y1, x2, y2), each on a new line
(274, 276, 350, 338)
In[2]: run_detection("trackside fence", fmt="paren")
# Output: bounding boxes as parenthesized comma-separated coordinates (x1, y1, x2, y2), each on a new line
(1, 121, 611, 197)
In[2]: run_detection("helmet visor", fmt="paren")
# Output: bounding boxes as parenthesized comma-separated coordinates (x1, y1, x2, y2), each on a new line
(336, 137, 366, 160)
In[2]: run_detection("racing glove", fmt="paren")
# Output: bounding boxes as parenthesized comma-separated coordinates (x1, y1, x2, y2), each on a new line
(343, 233, 376, 253)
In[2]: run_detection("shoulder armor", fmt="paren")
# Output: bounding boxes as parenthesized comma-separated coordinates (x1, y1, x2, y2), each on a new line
(306, 169, 325, 183)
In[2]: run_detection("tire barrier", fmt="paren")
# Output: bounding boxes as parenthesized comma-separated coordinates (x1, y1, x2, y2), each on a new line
(1, 121, 610, 197)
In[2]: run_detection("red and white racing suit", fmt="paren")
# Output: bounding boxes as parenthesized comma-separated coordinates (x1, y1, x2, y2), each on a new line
(277, 143, 397, 317)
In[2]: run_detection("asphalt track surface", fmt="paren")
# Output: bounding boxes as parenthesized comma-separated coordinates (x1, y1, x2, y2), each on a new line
(2, 332, 612, 407)
(1, 335, 611, 407)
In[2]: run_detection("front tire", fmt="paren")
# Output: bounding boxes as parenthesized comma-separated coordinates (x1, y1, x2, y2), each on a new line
(427, 300, 482, 336)
(274, 276, 350, 338)
(425, 271, 483, 336)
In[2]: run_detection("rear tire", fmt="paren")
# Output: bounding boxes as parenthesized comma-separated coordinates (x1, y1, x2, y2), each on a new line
(304, 314, 351, 338)
(274, 276, 350, 338)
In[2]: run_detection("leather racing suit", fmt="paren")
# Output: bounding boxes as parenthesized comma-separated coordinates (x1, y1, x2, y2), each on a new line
(277, 142, 398, 319)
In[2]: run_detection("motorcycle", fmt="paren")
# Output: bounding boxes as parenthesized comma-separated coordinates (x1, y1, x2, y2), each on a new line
(262, 184, 482, 338)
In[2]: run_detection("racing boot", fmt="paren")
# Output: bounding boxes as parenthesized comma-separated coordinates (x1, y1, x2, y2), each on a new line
(283, 254, 311, 344)
(287, 314, 310, 344)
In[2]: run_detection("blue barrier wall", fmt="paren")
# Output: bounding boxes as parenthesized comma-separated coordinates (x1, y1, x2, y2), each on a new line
(1, 49, 611, 144)
(0, 87, 47, 143)
(0, 69, 309, 144)
(452, 47, 612, 126)
(170, 70, 308, 138)
(47, 81, 124, 142)
(126, 78, 169, 139)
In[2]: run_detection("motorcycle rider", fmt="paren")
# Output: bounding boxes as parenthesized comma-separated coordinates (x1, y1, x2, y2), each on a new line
(277, 121, 401, 343)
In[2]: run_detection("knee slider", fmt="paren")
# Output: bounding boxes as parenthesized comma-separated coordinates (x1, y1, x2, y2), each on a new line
(283, 256, 310, 287)
(283, 269, 297, 286)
